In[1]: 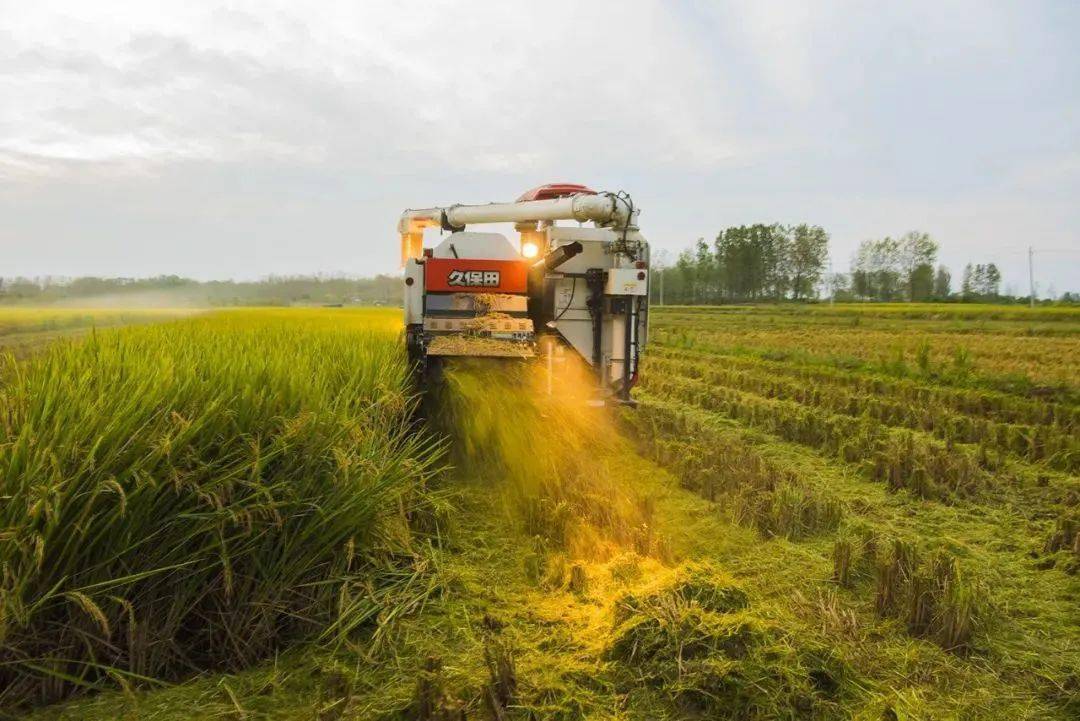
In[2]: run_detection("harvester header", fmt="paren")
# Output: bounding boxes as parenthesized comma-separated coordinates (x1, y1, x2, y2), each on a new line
(400, 184, 649, 403)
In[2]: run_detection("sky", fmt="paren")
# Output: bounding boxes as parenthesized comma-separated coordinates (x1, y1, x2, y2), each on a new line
(2, 0, 1078, 296)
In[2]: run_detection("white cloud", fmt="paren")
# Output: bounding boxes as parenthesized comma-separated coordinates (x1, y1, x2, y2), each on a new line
(726, 1, 822, 106)
(1, 1, 745, 177)
(0, 0, 1077, 292)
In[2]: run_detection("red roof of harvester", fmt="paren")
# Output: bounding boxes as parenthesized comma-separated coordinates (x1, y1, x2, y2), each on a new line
(516, 183, 597, 202)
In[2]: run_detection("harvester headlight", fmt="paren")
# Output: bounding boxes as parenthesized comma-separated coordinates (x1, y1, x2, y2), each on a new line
(521, 241, 540, 259)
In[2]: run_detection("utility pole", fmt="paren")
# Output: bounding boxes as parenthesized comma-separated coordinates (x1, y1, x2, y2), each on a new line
(659, 266, 665, 306)
(1028, 246, 1035, 308)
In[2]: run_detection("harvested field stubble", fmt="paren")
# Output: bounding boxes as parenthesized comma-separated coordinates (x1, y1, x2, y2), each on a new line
(630, 304, 1080, 718)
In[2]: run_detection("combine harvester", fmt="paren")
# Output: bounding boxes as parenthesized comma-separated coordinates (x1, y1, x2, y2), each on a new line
(400, 184, 650, 404)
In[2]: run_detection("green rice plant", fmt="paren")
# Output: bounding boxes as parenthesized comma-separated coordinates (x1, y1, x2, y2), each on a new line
(653, 317, 1080, 404)
(916, 341, 933, 374)
(430, 357, 655, 556)
(932, 554, 980, 652)
(613, 563, 749, 624)
(881, 347, 910, 377)
(0, 308, 198, 360)
(482, 636, 518, 717)
(906, 568, 936, 639)
(736, 481, 843, 540)
(520, 497, 574, 547)
(409, 655, 466, 720)
(0, 309, 444, 707)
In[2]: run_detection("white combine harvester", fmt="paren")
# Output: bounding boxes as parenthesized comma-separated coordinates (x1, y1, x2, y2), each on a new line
(399, 183, 650, 404)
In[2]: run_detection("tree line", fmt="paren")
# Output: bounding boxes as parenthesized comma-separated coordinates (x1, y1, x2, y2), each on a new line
(660, 224, 830, 304)
(0, 274, 402, 306)
(2, 232, 1067, 307)
(653, 225, 1042, 304)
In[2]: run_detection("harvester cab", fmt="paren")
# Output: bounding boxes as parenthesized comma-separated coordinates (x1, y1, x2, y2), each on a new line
(400, 184, 650, 404)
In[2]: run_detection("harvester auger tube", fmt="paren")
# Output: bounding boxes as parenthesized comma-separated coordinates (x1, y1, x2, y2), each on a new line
(399, 183, 649, 404)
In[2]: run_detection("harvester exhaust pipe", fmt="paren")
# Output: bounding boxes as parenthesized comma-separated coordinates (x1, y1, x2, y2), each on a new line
(528, 242, 584, 332)
(532, 241, 583, 274)
(528, 241, 582, 299)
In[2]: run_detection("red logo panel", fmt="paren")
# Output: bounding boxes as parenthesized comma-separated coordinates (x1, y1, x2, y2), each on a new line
(425, 258, 529, 294)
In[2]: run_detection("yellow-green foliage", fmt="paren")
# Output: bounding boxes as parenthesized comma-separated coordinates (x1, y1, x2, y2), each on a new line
(0, 308, 443, 708)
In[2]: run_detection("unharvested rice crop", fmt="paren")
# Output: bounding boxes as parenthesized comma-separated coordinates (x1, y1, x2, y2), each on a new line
(0, 308, 190, 338)
(0, 308, 193, 359)
(0, 309, 442, 707)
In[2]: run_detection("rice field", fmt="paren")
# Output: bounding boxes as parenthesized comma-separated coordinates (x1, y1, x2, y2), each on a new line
(0, 308, 442, 707)
(626, 303, 1080, 717)
(0, 308, 193, 359)
(3, 303, 1078, 720)
(655, 304, 1080, 397)
(0, 308, 194, 336)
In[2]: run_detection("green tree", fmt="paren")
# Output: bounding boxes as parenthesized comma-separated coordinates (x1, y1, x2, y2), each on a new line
(694, 237, 718, 302)
(715, 225, 764, 301)
(959, 263, 1001, 301)
(762, 224, 791, 300)
(982, 263, 1001, 297)
(898, 231, 938, 301)
(831, 272, 854, 301)
(4, 279, 42, 300)
(714, 223, 796, 301)
(933, 265, 951, 299)
(972, 264, 987, 298)
(675, 249, 699, 303)
(910, 263, 935, 301)
(852, 238, 903, 301)
(961, 263, 975, 300)
(787, 224, 829, 300)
